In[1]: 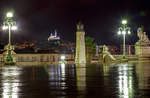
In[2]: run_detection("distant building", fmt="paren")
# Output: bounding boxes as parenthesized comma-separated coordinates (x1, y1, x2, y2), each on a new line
(48, 30, 60, 41)
(4, 29, 76, 64)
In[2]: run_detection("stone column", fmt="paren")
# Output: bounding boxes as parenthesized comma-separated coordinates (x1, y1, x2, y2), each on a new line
(75, 22, 86, 64)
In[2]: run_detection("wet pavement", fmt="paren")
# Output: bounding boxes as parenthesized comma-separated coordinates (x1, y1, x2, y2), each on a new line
(0, 62, 150, 98)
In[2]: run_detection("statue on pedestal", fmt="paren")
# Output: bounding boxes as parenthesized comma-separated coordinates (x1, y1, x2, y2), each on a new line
(137, 27, 150, 43)
(99, 45, 116, 64)
(2, 44, 16, 64)
(135, 27, 150, 57)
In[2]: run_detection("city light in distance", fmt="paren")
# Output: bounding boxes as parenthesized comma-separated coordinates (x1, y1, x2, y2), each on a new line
(61, 56, 65, 60)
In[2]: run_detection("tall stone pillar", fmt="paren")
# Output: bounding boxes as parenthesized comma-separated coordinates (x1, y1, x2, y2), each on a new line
(75, 22, 86, 64)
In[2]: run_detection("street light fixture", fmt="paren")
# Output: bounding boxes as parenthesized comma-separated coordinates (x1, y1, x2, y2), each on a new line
(6, 12, 13, 18)
(122, 20, 127, 25)
(2, 11, 17, 65)
(118, 19, 131, 59)
(11, 26, 17, 30)
(2, 25, 8, 30)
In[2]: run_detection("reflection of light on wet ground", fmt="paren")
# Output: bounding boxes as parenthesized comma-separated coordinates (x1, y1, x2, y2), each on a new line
(0, 63, 149, 98)
(76, 64, 86, 91)
(47, 64, 67, 90)
(2, 83, 19, 98)
(60, 63, 66, 89)
(136, 62, 150, 90)
(1, 66, 21, 98)
(118, 63, 133, 98)
(61, 63, 66, 81)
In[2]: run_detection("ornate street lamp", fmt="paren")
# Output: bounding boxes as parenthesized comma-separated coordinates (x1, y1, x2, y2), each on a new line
(2, 12, 17, 65)
(118, 19, 131, 59)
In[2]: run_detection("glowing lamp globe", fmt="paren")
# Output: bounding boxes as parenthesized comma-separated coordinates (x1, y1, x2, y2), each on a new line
(122, 30, 126, 35)
(6, 12, 13, 18)
(2, 25, 8, 30)
(11, 26, 17, 30)
(122, 20, 127, 25)
(128, 31, 131, 35)
(118, 31, 121, 35)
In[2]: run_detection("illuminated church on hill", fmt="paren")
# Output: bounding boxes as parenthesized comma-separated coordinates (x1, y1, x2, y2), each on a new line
(48, 30, 60, 41)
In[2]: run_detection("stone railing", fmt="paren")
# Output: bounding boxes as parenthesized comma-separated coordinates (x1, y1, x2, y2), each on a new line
(0, 53, 75, 65)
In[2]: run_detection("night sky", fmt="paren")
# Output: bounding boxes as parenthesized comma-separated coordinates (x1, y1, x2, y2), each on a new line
(0, 0, 150, 45)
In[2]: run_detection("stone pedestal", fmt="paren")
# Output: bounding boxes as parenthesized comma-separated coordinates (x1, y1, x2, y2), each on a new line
(135, 27, 150, 59)
(135, 41, 150, 58)
(2, 44, 16, 64)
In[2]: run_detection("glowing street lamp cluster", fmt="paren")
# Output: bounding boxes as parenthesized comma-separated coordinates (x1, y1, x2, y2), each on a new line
(118, 20, 131, 35)
(2, 25, 17, 30)
(6, 12, 13, 18)
(2, 12, 17, 65)
(2, 12, 17, 31)
(118, 19, 131, 59)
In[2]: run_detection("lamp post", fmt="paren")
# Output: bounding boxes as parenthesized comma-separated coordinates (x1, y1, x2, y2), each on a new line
(118, 19, 131, 59)
(2, 12, 17, 65)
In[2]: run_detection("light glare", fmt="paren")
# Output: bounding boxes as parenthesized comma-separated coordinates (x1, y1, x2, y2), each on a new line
(11, 26, 17, 30)
(118, 31, 121, 35)
(6, 12, 13, 18)
(128, 31, 131, 34)
(61, 56, 65, 60)
(122, 31, 126, 35)
(2, 26, 8, 30)
(122, 20, 127, 25)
